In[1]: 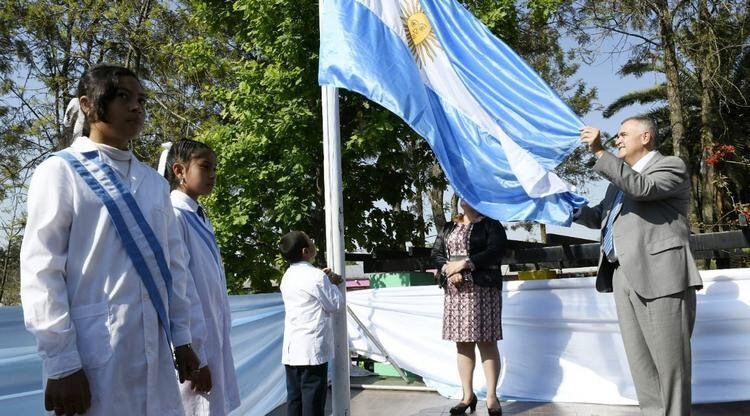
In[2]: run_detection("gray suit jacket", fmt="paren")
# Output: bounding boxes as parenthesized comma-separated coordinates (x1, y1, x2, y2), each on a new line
(576, 151, 703, 299)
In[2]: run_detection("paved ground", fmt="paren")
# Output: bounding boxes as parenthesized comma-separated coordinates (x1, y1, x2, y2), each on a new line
(267, 377, 750, 416)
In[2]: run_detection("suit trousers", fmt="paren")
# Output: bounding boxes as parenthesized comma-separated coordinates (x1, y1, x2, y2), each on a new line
(613, 265, 697, 416)
(285, 362, 328, 416)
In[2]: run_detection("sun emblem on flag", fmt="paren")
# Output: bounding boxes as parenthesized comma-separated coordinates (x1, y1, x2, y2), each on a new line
(401, 0, 440, 68)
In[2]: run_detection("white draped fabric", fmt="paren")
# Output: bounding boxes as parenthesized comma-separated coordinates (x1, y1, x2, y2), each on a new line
(0, 294, 287, 416)
(2, 269, 749, 415)
(347, 268, 750, 404)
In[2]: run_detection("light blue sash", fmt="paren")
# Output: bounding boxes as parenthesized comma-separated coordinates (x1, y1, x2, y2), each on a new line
(55, 149, 176, 351)
(175, 208, 223, 278)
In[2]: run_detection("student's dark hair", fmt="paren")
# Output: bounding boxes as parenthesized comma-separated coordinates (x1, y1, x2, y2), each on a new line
(74, 64, 141, 137)
(279, 231, 311, 263)
(164, 139, 214, 190)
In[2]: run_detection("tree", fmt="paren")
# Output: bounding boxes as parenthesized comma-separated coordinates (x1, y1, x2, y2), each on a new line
(180, 0, 597, 293)
(0, 0, 216, 173)
(0, 0, 598, 297)
(0, 0, 214, 302)
(571, 0, 750, 232)
(680, 0, 750, 230)
(0, 177, 26, 305)
(179, 0, 431, 291)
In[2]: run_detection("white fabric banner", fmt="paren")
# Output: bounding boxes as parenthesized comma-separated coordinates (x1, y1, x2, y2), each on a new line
(0, 294, 287, 416)
(2, 269, 749, 414)
(347, 268, 750, 404)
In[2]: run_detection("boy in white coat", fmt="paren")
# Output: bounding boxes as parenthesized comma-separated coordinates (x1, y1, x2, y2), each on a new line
(159, 139, 241, 415)
(20, 65, 200, 416)
(279, 231, 344, 416)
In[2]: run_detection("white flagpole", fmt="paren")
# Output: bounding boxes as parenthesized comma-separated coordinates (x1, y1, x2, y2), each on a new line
(322, 85, 351, 415)
(321, 50, 352, 416)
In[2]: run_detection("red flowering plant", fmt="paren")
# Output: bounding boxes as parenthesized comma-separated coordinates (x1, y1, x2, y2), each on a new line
(704, 144, 750, 229)
(705, 144, 737, 165)
(737, 205, 750, 228)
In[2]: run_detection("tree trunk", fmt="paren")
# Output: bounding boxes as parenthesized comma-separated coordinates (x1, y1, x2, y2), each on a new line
(696, 0, 721, 232)
(699, 78, 719, 231)
(126, 0, 153, 73)
(652, 0, 704, 231)
(653, 0, 689, 163)
(413, 189, 425, 247)
(0, 194, 22, 304)
(428, 163, 446, 232)
(689, 170, 702, 232)
(0, 245, 11, 304)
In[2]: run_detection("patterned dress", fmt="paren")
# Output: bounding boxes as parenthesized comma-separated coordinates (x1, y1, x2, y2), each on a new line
(442, 222, 503, 342)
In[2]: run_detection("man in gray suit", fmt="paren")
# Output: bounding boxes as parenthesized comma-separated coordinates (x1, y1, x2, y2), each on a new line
(577, 117, 703, 416)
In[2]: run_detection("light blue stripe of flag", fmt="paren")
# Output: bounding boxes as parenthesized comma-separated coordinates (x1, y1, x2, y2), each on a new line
(319, 0, 587, 225)
(421, 0, 583, 167)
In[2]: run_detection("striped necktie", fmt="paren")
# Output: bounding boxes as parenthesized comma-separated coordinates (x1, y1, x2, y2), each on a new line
(601, 190, 624, 262)
(197, 205, 206, 222)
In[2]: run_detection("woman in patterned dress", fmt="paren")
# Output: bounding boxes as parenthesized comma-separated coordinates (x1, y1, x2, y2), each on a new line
(431, 199, 508, 415)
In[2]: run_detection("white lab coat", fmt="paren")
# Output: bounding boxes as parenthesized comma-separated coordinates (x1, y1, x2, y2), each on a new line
(20, 137, 193, 416)
(171, 191, 240, 416)
(280, 262, 344, 366)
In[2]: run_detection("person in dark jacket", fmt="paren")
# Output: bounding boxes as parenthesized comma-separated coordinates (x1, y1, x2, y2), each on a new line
(431, 199, 508, 416)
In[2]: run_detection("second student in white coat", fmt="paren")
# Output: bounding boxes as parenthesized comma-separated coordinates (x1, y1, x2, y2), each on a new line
(159, 139, 241, 416)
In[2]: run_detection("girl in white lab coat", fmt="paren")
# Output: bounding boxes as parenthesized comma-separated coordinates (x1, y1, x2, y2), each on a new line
(159, 139, 240, 415)
(20, 64, 201, 416)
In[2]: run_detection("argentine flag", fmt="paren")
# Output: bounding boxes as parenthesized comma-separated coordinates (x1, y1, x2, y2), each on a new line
(319, 0, 588, 225)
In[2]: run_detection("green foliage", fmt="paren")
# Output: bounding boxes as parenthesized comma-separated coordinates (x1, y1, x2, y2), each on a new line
(179, 0, 596, 291)
(573, 0, 750, 229)
(0, 0, 596, 295)
(460, 0, 519, 42)
(0, 0, 220, 301)
(180, 0, 432, 291)
(0, 0, 213, 170)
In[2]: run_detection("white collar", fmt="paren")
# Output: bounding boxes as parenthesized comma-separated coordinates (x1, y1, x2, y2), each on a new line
(71, 137, 133, 161)
(170, 190, 200, 212)
(95, 142, 131, 161)
(631, 150, 657, 173)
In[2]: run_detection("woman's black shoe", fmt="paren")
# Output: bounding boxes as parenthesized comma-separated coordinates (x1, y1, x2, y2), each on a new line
(449, 393, 477, 414)
(487, 405, 502, 416)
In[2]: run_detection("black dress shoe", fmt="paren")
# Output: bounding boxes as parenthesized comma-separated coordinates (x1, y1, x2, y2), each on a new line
(488, 405, 502, 416)
(449, 393, 477, 414)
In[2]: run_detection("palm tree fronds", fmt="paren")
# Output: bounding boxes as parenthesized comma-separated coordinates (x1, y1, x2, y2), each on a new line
(617, 60, 662, 78)
(603, 84, 667, 118)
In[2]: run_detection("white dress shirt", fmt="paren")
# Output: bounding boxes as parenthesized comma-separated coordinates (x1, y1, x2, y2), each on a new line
(630, 150, 658, 174)
(280, 262, 344, 366)
(171, 190, 241, 415)
(20, 137, 192, 416)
